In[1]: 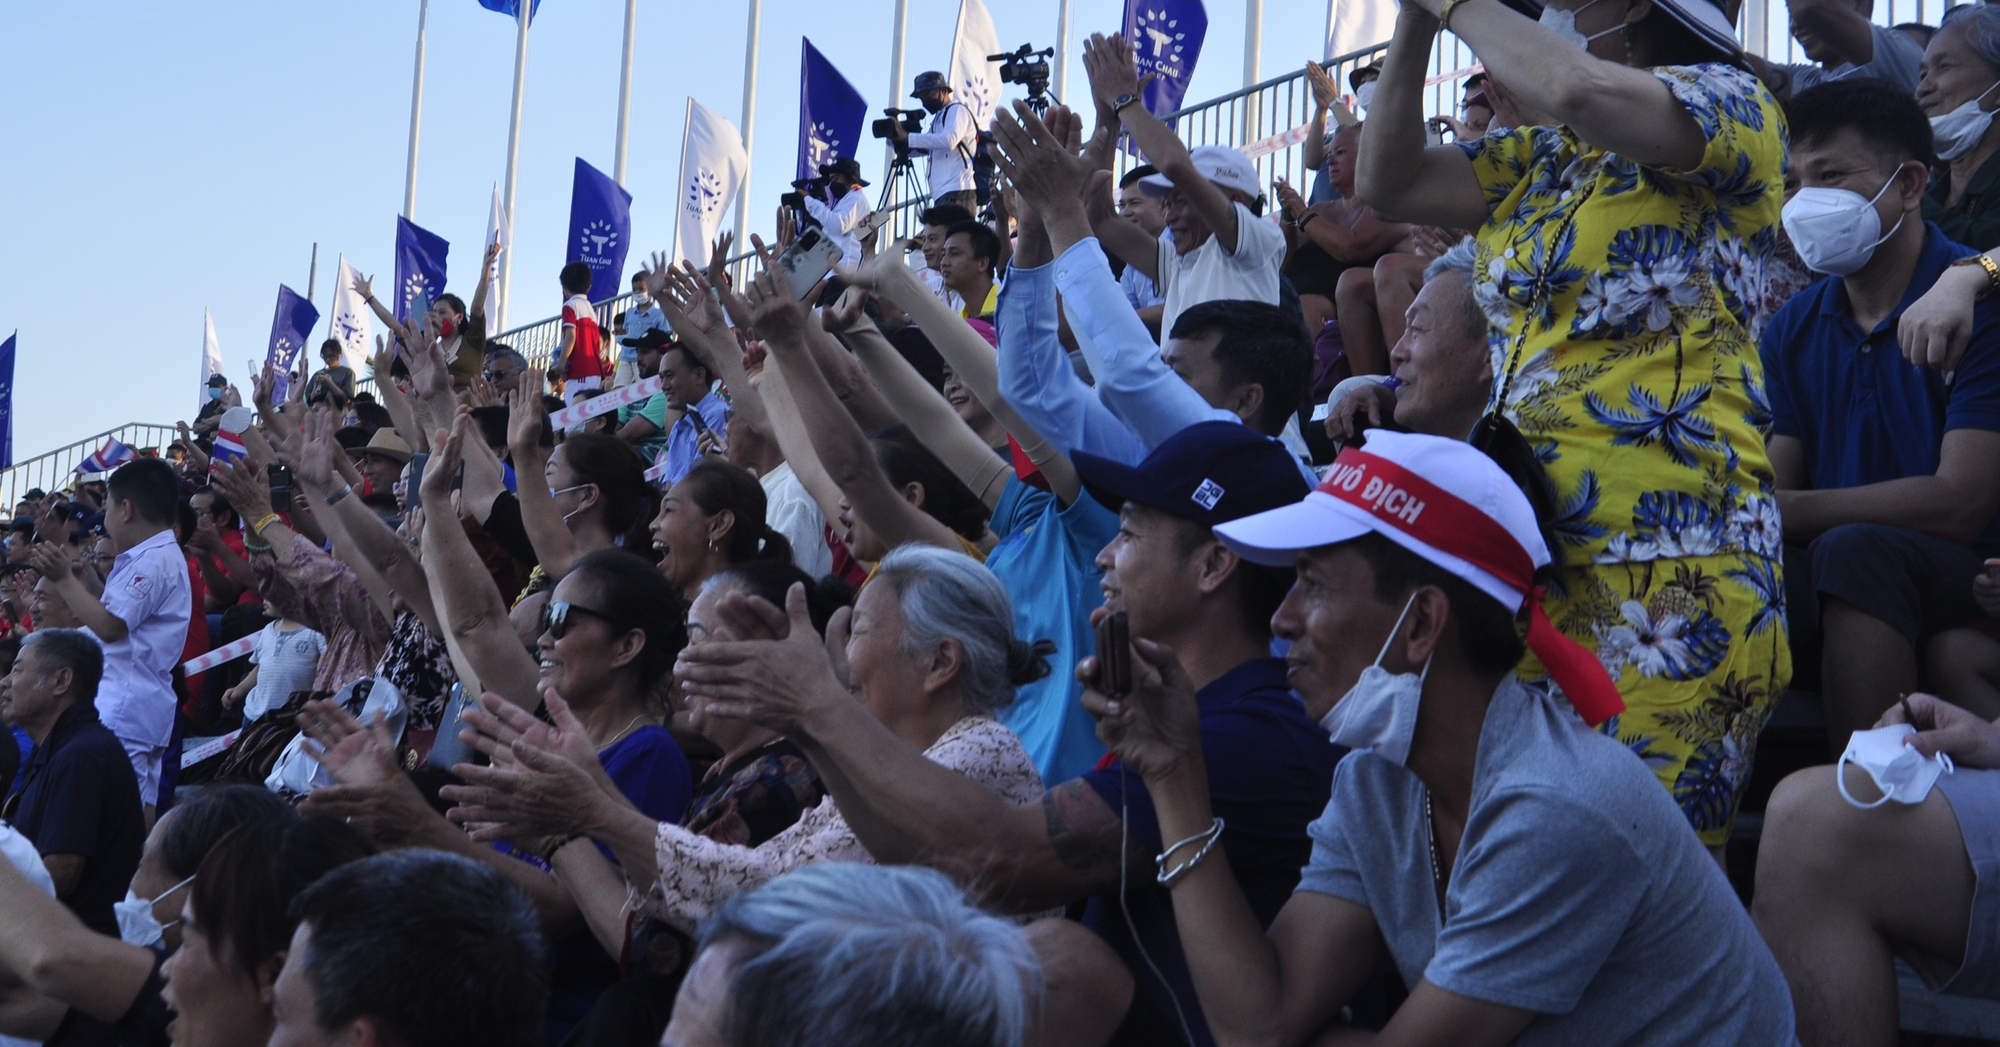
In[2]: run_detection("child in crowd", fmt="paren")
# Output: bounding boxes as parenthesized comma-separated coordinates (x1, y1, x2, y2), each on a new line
(307, 339, 356, 409)
(222, 600, 325, 726)
(552, 261, 607, 433)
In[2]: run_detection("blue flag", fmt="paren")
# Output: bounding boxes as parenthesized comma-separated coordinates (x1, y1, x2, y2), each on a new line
(0, 333, 14, 469)
(266, 285, 320, 404)
(1125, 0, 1208, 117)
(565, 158, 633, 304)
(475, 0, 540, 19)
(394, 216, 450, 324)
(798, 39, 868, 183)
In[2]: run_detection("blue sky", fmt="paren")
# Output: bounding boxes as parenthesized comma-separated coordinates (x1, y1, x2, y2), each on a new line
(0, 0, 1332, 460)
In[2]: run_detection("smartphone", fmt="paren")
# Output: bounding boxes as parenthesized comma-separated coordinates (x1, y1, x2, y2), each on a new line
(267, 464, 293, 503)
(778, 227, 842, 301)
(1424, 122, 1446, 147)
(686, 408, 709, 435)
(406, 452, 428, 512)
(1095, 610, 1132, 699)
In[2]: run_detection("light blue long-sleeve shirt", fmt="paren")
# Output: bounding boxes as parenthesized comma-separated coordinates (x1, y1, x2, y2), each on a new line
(995, 255, 1148, 464)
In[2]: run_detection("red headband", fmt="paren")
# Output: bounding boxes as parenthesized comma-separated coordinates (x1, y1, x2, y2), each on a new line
(1317, 448, 1625, 726)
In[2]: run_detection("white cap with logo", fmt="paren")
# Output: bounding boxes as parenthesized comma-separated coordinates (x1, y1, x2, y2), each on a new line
(1139, 145, 1262, 199)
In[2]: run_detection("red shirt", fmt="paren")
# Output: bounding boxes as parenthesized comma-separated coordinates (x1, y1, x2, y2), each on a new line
(561, 295, 607, 381)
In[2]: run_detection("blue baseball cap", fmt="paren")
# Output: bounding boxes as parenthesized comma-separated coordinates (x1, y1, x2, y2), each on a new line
(1071, 421, 1312, 529)
(911, 71, 951, 96)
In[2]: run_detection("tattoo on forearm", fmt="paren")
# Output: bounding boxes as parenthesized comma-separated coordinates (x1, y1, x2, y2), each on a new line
(1042, 780, 1127, 875)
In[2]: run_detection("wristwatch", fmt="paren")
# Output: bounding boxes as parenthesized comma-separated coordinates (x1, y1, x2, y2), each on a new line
(1111, 92, 1141, 116)
(1950, 253, 2000, 297)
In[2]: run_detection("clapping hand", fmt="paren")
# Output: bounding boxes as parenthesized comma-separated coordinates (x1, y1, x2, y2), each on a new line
(283, 406, 341, 492)
(739, 244, 811, 345)
(208, 456, 275, 525)
(504, 371, 547, 459)
(675, 584, 850, 736)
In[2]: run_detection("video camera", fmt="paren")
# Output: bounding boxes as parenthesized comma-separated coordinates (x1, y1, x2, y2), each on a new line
(871, 107, 926, 139)
(990, 44, 1055, 105)
(781, 175, 830, 210)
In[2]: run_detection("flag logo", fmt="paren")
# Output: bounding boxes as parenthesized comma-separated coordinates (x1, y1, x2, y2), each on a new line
(687, 169, 727, 218)
(1136, 9, 1192, 73)
(578, 220, 620, 265)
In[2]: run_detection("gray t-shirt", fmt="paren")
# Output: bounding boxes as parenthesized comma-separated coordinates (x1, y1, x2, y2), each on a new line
(1297, 678, 1795, 1045)
(1786, 22, 1925, 95)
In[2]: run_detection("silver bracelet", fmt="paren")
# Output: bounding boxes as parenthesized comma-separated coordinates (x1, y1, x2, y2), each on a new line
(1155, 817, 1226, 889)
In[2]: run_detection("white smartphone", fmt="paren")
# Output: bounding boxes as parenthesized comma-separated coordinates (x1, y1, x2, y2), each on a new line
(778, 227, 842, 300)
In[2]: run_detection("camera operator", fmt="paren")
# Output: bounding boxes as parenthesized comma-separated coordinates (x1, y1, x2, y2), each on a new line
(891, 71, 978, 211)
(801, 157, 872, 269)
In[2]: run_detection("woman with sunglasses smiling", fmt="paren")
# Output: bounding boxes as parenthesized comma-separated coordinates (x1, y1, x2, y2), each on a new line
(302, 408, 692, 1044)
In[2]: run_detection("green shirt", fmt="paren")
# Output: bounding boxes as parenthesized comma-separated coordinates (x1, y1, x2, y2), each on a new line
(1924, 148, 2000, 253)
(618, 390, 670, 461)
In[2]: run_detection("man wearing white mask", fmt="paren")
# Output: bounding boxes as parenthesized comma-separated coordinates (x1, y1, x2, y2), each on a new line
(1078, 430, 1796, 1046)
(1762, 79, 2000, 749)
(1920, 4, 2000, 251)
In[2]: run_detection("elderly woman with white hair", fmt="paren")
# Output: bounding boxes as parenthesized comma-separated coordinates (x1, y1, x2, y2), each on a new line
(444, 544, 1050, 933)
(666, 863, 1039, 1047)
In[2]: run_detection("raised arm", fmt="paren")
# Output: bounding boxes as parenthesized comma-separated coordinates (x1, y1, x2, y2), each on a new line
(827, 288, 1013, 508)
(470, 241, 501, 325)
(743, 267, 970, 555)
(420, 410, 543, 712)
(649, 253, 772, 438)
(753, 355, 847, 531)
(1354, 11, 1495, 229)
(287, 406, 440, 633)
(350, 270, 401, 333)
(1083, 33, 1243, 254)
(505, 370, 584, 580)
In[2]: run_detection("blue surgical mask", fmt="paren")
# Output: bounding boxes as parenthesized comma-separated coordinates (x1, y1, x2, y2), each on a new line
(206, 387, 223, 401)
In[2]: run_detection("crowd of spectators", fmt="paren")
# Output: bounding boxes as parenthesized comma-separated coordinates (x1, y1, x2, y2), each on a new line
(11, 2, 2000, 1044)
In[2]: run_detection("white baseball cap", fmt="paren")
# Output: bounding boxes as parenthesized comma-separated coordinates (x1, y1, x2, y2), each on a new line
(1215, 429, 1624, 725)
(1140, 145, 1262, 199)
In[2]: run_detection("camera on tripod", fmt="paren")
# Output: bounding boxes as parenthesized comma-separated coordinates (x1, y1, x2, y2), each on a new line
(870, 108, 925, 139)
(989, 44, 1055, 102)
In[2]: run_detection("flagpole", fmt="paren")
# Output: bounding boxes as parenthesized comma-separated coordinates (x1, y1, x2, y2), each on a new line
(1243, 0, 1264, 141)
(614, 0, 638, 185)
(885, 0, 909, 179)
(498, 0, 533, 332)
(733, 0, 762, 250)
(1053, 0, 1072, 102)
(403, 0, 429, 221)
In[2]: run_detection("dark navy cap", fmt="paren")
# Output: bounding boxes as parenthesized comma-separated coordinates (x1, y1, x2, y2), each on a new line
(911, 71, 951, 96)
(1071, 421, 1312, 529)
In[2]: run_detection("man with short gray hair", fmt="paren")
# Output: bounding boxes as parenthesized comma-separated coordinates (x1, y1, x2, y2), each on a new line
(1323, 240, 1494, 445)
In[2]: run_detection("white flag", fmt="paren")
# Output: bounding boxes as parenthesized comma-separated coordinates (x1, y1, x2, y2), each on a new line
(201, 310, 224, 394)
(673, 98, 750, 267)
(1326, 0, 1396, 62)
(329, 258, 373, 371)
(485, 182, 509, 286)
(948, 0, 1004, 130)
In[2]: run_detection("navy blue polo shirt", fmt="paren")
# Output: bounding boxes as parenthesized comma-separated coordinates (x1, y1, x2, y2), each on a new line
(4, 701, 146, 936)
(1760, 224, 2000, 548)
(1080, 657, 1340, 1047)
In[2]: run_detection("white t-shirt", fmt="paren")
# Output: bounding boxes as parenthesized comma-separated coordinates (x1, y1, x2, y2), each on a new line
(1155, 201, 1287, 336)
(760, 462, 833, 581)
(246, 622, 328, 723)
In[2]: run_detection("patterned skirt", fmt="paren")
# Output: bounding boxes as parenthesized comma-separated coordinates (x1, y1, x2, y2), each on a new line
(1527, 551, 1792, 847)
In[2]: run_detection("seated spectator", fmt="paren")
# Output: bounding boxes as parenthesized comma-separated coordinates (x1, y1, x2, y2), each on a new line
(350, 428, 411, 501)
(0, 630, 144, 937)
(991, 103, 1314, 478)
(613, 328, 674, 462)
(1330, 226, 1465, 391)
(664, 864, 1037, 1047)
(1763, 81, 2000, 742)
(27, 458, 188, 816)
(1920, 5, 2000, 250)
(1302, 62, 1362, 205)
(1431, 74, 1494, 141)
(1081, 36, 1286, 335)
(221, 603, 325, 725)
(677, 423, 1331, 1046)
(484, 345, 530, 391)
(304, 340, 354, 409)
(0, 807, 369, 1047)
(655, 339, 731, 488)
(270, 849, 546, 1047)
(653, 459, 794, 602)
(444, 544, 1047, 935)
(1086, 431, 1793, 1045)
(912, 203, 975, 313)
(616, 269, 670, 388)
(1783, 0, 1926, 92)
(1324, 240, 1493, 445)
(1276, 123, 1412, 343)
(1755, 692, 2000, 1045)
(503, 388, 658, 583)
(941, 220, 1001, 321)
(1114, 166, 1170, 332)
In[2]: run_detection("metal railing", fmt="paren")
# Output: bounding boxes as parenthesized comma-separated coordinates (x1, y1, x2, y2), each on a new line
(0, 424, 180, 507)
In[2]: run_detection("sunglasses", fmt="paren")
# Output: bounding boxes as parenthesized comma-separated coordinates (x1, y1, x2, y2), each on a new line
(538, 600, 620, 641)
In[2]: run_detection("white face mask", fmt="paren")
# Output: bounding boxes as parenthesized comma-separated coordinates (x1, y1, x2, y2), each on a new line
(632, 293, 651, 309)
(1319, 593, 1433, 766)
(1541, 0, 1622, 51)
(1837, 723, 1954, 808)
(1932, 82, 2000, 162)
(114, 873, 195, 947)
(1782, 172, 1905, 277)
(1355, 81, 1378, 110)
(549, 484, 592, 526)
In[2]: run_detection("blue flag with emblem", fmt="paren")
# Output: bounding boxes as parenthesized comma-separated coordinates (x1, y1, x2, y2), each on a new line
(475, 0, 540, 19)
(797, 39, 868, 183)
(1124, 0, 1208, 117)
(0, 333, 14, 469)
(393, 216, 450, 324)
(265, 285, 320, 404)
(565, 158, 633, 304)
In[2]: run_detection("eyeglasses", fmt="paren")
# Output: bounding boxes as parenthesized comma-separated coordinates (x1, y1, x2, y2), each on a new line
(538, 601, 620, 641)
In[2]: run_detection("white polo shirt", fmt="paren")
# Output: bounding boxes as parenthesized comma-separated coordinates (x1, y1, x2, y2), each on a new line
(93, 528, 191, 749)
(1155, 201, 1287, 336)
